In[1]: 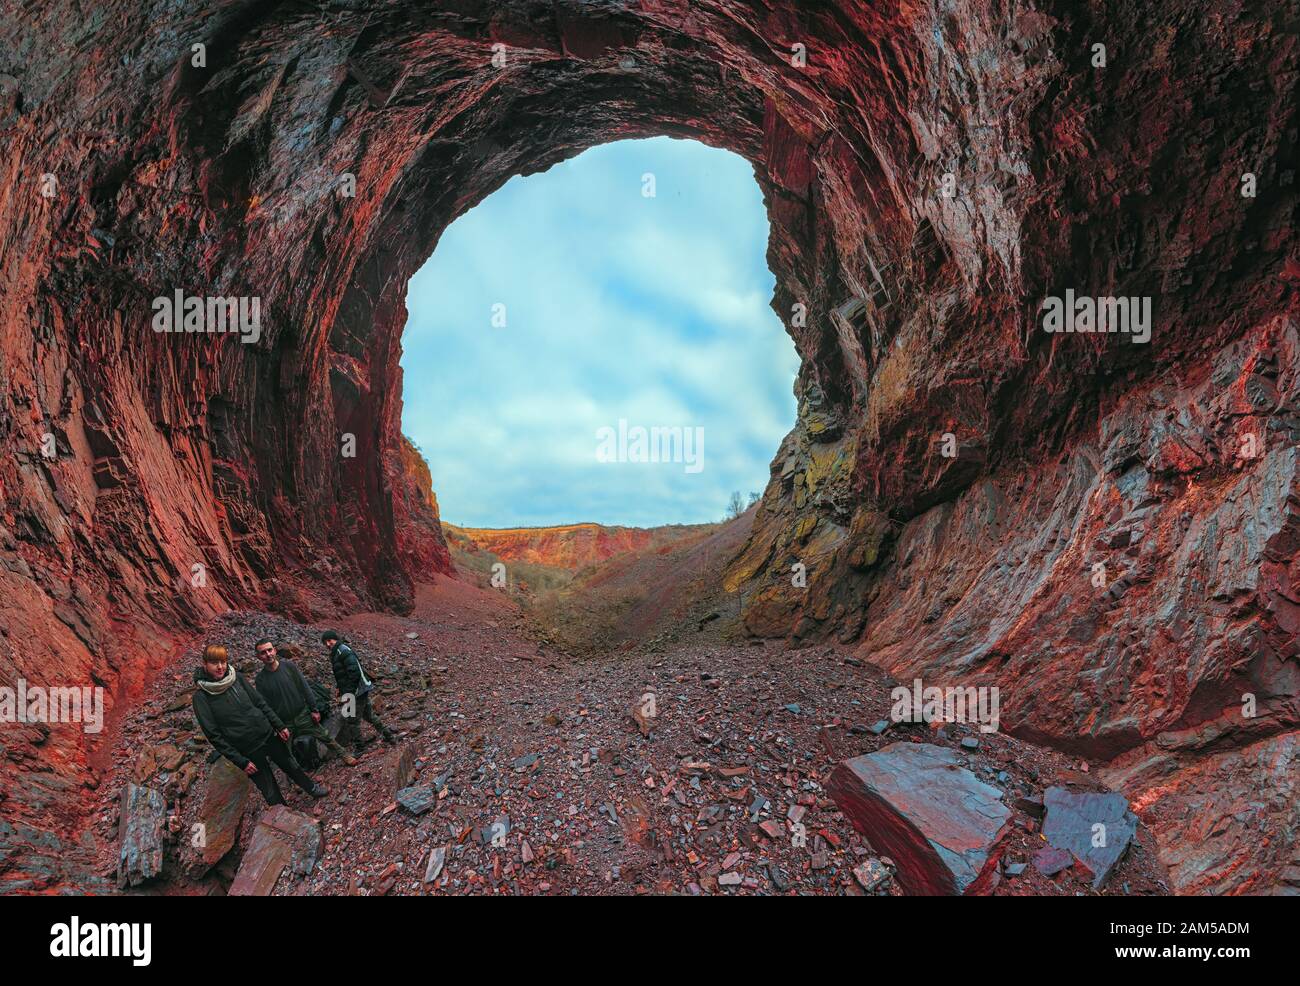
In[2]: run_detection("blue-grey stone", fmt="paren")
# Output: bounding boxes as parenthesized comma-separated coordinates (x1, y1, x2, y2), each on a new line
(1041, 786, 1138, 889)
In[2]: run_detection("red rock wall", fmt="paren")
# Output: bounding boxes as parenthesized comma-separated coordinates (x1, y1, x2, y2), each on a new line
(393, 435, 452, 578)
(0, 0, 1295, 891)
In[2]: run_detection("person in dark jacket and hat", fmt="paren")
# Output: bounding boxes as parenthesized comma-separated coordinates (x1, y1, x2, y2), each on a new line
(320, 630, 397, 748)
(192, 644, 328, 805)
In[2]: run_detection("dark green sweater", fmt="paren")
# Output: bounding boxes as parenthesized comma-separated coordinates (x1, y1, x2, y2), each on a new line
(254, 659, 321, 724)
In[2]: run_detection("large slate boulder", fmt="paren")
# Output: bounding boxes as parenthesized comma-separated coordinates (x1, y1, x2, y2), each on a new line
(117, 783, 167, 888)
(188, 759, 251, 877)
(1041, 786, 1138, 889)
(228, 806, 321, 896)
(827, 743, 1009, 895)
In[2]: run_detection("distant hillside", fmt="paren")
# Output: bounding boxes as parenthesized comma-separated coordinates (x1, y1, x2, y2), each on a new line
(442, 519, 718, 597)
(446, 521, 717, 571)
(442, 514, 755, 653)
(528, 507, 758, 654)
(441, 524, 576, 597)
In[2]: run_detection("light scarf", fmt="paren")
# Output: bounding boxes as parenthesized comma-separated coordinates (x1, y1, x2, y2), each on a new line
(196, 663, 237, 695)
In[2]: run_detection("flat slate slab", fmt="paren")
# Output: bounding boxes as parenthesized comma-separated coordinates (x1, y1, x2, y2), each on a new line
(117, 783, 166, 888)
(228, 806, 321, 896)
(827, 743, 1009, 895)
(423, 845, 447, 884)
(1041, 786, 1138, 889)
(396, 784, 436, 815)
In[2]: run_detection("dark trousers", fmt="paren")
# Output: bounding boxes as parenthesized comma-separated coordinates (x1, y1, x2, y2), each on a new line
(246, 736, 316, 806)
(337, 691, 392, 746)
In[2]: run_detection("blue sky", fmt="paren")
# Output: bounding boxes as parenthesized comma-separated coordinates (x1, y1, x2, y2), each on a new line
(400, 137, 800, 528)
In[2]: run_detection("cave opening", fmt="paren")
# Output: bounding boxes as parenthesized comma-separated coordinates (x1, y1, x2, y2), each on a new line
(399, 135, 801, 536)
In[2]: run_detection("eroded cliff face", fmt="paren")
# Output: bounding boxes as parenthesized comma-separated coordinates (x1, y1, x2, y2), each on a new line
(0, 1, 1295, 892)
(393, 435, 451, 578)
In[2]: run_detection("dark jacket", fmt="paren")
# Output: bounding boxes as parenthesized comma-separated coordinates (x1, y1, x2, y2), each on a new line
(192, 668, 286, 770)
(255, 658, 322, 724)
(329, 641, 372, 697)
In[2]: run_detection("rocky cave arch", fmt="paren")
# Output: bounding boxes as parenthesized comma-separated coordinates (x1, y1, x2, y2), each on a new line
(0, 1, 1296, 893)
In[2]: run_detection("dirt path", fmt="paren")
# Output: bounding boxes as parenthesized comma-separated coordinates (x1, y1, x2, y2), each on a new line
(93, 575, 1168, 895)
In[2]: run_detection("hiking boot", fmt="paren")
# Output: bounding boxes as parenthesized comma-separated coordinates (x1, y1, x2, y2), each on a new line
(309, 783, 328, 799)
(342, 754, 359, 766)
(381, 729, 398, 745)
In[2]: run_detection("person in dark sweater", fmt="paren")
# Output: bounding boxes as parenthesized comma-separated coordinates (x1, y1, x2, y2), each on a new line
(254, 638, 356, 766)
(192, 644, 328, 805)
(320, 630, 397, 748)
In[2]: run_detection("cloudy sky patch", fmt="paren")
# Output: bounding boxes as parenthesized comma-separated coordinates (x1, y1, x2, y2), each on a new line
(401, 137, 800, 528)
